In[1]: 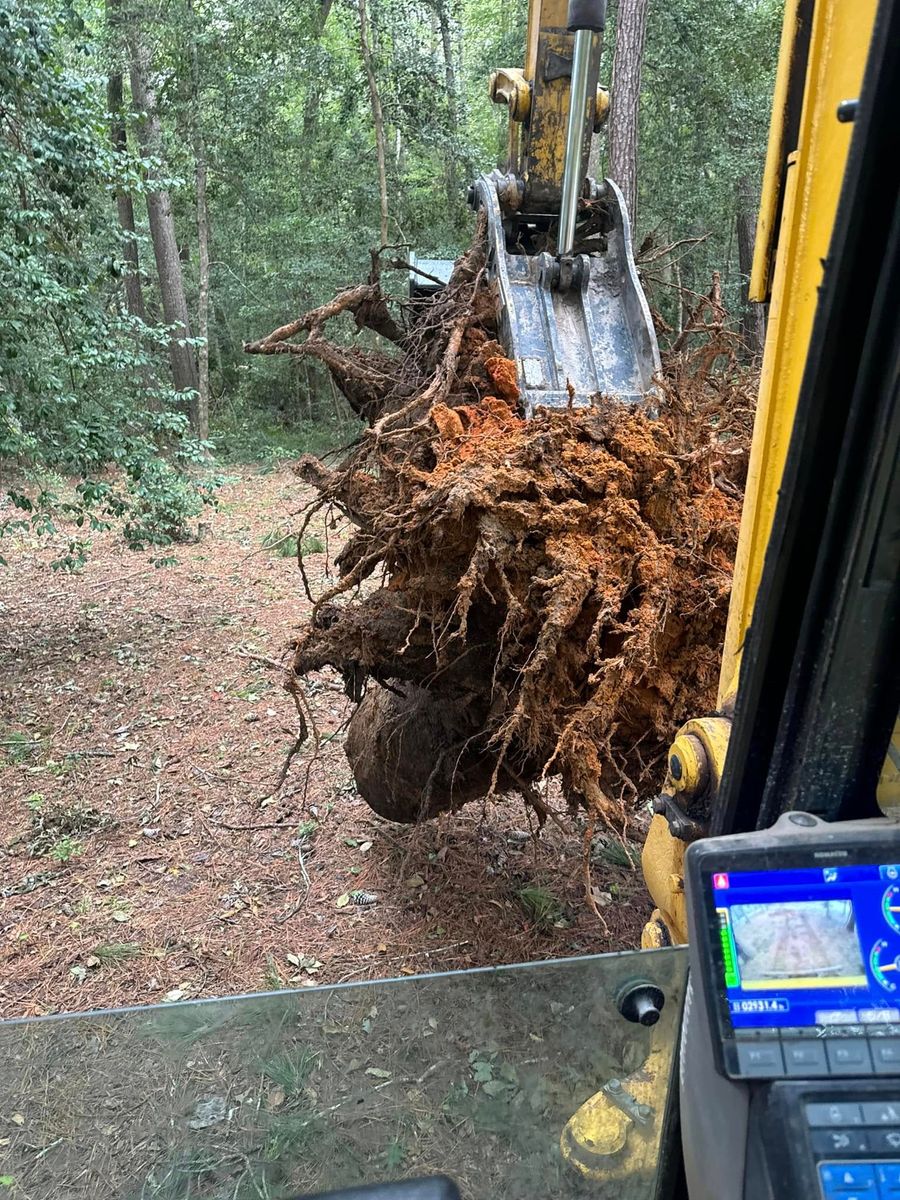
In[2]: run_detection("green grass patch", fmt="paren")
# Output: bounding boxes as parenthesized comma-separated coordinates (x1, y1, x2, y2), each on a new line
(260, 1046, 321, 1095)
(261, 528, 298, 557)
(516, 885, 566, 930)
(92, 942, 142, 964)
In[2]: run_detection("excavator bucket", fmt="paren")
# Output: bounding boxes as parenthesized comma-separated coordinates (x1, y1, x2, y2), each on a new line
(474, 173, 661, 417)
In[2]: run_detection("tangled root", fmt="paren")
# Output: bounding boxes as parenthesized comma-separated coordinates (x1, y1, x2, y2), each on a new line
(248, 232, 756, 830)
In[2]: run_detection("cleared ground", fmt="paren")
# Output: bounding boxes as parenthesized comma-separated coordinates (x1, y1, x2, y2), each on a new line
(0, 465, 646, 1019)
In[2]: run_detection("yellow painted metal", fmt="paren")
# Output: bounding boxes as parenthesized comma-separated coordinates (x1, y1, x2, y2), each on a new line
(560, 1042, 669, 1180)
(645, 0, 879, 948)
(878, 718, 900, 815)
(720, 0, 878, 705)
(593, 86, 610, 130)
(641, 718, 731, 946)
(642, 818, 688, 945)
(489, 68, 531, 122)
(749, 0, 805, 302)
(489, 0, 602, 210)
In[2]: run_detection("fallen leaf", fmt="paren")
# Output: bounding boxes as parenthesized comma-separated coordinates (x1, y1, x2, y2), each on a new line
(359, 841, 373, 853)
(404, 874, 425, 889)
(163, 989, 185, 1003)
(336, 893, 350, 908)
(285, 953, 300, 967)
(10, 1114, 24, 1127)
(266, 1087, 285, 1110)
(482, 1079, 512, 1097)
(365, 1068, 391, 1079)
(400, 966, 415, 975)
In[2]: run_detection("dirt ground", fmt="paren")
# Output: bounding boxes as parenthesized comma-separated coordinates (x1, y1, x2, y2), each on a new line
(0, 465, 648, 1020)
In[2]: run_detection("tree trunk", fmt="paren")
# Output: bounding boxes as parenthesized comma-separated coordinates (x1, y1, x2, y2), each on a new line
(107, 70, 145, 321)
(190, 4, 210, 441)
(434, 0, 460, 210)
(127, 28, 200, 415)
(357, 0, 390, 247)
(736, 175, 767, 359)
(608, 0, 650, 236)
(317, 0, 335, 36)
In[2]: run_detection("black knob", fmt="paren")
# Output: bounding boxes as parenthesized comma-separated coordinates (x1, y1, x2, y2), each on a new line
(617, 980, 665, 1026)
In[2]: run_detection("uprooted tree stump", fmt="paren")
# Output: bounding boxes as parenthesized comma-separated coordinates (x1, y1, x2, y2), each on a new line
(246, 231, 755, 834)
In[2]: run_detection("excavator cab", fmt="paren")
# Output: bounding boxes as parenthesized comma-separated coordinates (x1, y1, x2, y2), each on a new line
(1, 0, 897, 1197)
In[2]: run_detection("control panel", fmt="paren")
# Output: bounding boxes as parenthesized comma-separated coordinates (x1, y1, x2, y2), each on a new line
(683, 814, 900, 1200)
(706, 860, 900, 1079)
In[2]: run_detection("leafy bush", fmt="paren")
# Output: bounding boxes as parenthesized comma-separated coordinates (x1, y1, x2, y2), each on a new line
(0, 2, 216, 566)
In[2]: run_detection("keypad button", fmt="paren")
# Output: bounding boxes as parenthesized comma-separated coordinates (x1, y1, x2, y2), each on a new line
(736, 1040, 784, 1077)
(869, 1129, 900, 1153)
(812, 1129, 870, 1155)
(818, 1162, 876, 1192)
(784, 1040, 829, 1075)
(877, 1162, 900, 1190)
(806, 1103, 864, 1127)
(861, 1101, 900, 1125)
(826, 1040, 873, 1074)
(871, 1040, 900, 1074)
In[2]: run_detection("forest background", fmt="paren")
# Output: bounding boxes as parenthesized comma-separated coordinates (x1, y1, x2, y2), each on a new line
(0, 0, 781, 563)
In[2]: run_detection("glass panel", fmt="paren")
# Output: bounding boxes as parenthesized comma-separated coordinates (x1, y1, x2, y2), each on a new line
(0, 948, 687, 1200)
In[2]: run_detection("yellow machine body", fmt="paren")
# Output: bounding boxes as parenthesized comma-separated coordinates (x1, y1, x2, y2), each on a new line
(641, 0, 880, 947)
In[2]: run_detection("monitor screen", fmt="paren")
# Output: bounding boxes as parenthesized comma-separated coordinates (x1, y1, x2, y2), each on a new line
(709, 863, 900, 1030)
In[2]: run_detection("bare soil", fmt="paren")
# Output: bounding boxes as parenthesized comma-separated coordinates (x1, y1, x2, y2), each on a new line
(0, 467, 647, 1020)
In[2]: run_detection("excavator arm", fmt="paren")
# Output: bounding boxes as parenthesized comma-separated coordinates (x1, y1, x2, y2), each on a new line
(470, 0, 660, 413)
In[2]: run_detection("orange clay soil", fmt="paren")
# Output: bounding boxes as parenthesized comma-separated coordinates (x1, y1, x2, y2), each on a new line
(246, 231, 755, 835)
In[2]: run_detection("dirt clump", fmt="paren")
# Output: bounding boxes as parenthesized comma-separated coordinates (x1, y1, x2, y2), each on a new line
(246, 233, 755, 832)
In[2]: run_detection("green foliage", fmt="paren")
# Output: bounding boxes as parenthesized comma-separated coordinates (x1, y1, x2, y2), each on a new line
(92, 942, 142, 963)
(0, 0, 778, 568)
(301, 534, 325, 556)
(516, 885, 566, 929)
(0, 0, 216, 564)
(261, 528, 297, 557)
(261, 1047, 322, 1094)
(48, 834, 83, 863)
(635, 0, 782, 316)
